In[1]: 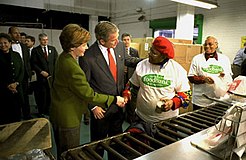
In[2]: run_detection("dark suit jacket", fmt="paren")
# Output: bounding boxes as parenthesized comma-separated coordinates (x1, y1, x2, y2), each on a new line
(12, 43, 31, 80)
(79, 41, 141, 110)
(31, 45, 58, 83)
(127, 47, 139, 80)
(0, 50, 24, 92)
(0, 50, 24, 124)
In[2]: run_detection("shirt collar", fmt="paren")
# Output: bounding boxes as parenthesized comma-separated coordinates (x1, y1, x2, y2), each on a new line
(97, 41, 108, 53)
(205, 51, 218, 61)
(151, 58, 169, 69)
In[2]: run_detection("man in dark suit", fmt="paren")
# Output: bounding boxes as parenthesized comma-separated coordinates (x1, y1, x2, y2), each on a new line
(79, 21, 141, 145)
(121, 33, 140, 123)
(8, 26, 32, 120)
(31, 33, 58, 117)
(121, 33, 139, 84)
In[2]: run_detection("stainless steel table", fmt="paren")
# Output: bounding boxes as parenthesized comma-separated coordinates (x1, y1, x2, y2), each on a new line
(134, 128, 221, 160)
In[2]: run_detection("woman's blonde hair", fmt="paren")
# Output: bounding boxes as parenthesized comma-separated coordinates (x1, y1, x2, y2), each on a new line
(59, 24, 90, 52)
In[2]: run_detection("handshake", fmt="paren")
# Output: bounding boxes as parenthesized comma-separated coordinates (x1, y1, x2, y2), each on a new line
(116, 96, 129, 107)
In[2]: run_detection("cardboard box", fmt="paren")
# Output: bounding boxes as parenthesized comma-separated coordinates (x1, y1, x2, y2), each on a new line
(132, 37, 154, 58)
(130, 42, 140, 52)
(168, 38, 192, 44)
(132, 37, 202, 60)
(173, 44, 203, 71)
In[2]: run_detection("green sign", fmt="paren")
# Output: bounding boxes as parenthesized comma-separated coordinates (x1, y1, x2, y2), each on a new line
(142, 74, 171, 88)
(202, 64, 223, 74)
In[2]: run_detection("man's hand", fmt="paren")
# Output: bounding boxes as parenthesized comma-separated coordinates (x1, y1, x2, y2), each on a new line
(116, 96, 126, 107)
(123, 96, 129, 104)
(92, 106, 105, 119)
(40, 71, 49, 78)
(7, 82, 18, 93)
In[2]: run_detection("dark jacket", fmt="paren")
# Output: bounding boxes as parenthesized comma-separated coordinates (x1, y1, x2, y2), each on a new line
(79, 41, 141, 110)
(31, 45, 58, 83)
(20, 43, 32, 79)
(126, 47, 139, 80)
(0, 49, 24, 124)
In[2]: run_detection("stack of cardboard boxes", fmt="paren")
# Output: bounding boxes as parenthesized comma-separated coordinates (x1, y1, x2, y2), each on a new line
(131, 37, 203, 69)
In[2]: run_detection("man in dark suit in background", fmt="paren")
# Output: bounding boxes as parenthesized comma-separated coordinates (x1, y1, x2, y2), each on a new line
(121, 32, 139, 124)
(79, 21, 141, 146)
(31, 33, 58, 117)
(8, 26, 32, 120)
(121, 33, 139, 84)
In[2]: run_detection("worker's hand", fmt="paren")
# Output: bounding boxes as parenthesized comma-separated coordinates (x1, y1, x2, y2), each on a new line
(159, 98, 173, 111)
(116, 96, 126, 107)
(204, 76, 214, 84)
(92, 106, 105, 119)
(40, 71, 49, 78)
(122, 89, 131, 101)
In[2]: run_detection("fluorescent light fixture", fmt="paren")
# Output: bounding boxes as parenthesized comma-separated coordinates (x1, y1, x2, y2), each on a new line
(171, 0, 219, 9)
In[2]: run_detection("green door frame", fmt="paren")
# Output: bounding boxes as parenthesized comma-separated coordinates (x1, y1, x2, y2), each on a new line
(149, 14, 203, 44)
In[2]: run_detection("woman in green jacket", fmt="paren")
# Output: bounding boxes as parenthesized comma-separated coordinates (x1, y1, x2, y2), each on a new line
(50, 24, 125, 157)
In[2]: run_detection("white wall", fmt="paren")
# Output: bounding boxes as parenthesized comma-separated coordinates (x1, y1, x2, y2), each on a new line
(117, 21, 152, 39)
(197, 0, 246, 63)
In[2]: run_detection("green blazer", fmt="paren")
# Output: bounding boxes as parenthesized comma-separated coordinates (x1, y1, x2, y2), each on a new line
(50, 52, 115, 128)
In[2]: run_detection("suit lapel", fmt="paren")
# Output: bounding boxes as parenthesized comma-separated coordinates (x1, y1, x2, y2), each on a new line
(130, 47, 133, 56)
(20, 43, 26, 62)
(94, 45, 114, 81)
(47, 46, 53, 61)
(130, 47, 136, 57)
(114, 43, 125, 84)
(38, 45, 48, 62)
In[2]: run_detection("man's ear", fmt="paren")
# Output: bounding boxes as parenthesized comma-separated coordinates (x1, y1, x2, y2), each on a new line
(70, 47, 75, 52)
(99, 39, 105, 45)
